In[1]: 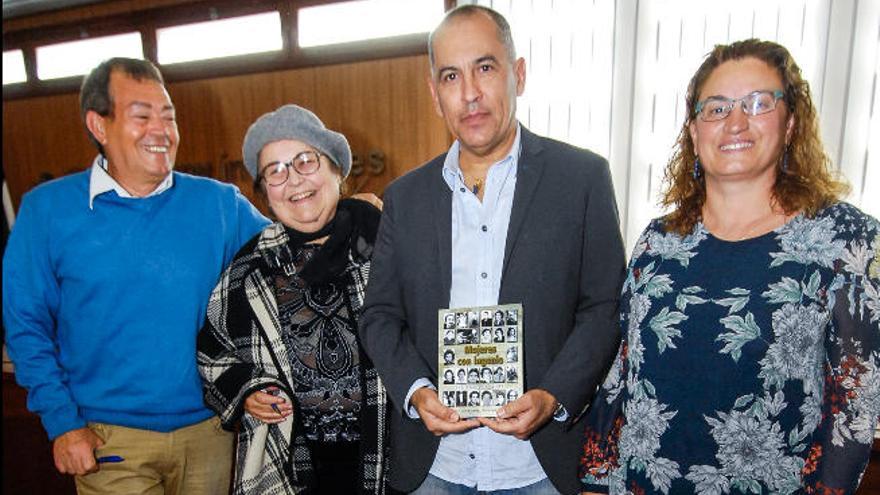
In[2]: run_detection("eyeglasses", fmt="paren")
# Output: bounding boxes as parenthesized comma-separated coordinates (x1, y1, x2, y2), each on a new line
(694, 89, 785, 122)
(259, 150, 323, 186)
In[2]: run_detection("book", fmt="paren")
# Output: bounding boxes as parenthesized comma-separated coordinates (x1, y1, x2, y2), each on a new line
(437, 303, 523, 418)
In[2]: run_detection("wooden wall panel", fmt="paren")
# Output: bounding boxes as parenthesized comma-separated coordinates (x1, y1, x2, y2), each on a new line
(2, 54, 451, 212)
(3, 0, 202, 32)
(390, 58, 446, 175)
(3, 91, 97, 204)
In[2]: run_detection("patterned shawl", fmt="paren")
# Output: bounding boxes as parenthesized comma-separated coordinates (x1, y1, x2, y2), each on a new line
(198, 200, 387, 494)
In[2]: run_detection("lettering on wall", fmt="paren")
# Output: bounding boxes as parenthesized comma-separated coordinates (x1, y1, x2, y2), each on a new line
(349, 149, 386, 194)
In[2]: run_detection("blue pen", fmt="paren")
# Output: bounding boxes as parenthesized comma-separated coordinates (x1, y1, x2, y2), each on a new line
(97, 455, 124, 463)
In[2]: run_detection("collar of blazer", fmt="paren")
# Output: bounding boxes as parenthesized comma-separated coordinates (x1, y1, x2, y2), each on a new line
(432, 126, 548, 302)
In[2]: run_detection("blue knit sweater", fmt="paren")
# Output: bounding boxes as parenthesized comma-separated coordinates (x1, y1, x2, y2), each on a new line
(3, 169, 269, 439)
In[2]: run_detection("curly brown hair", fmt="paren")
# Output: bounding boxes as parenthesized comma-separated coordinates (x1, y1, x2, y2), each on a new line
(661, 39, 848, 236)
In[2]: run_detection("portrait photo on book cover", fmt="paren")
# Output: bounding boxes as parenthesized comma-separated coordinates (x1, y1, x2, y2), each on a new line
(437, 303, 523, 418)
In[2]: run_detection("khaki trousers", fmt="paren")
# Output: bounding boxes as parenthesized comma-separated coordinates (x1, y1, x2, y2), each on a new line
(75, 416, 233, 495)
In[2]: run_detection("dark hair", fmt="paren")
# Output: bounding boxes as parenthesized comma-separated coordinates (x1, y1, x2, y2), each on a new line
(662, 39, 848, 235)
(428, 4, 516, 71)
(80, 57, 165, 154)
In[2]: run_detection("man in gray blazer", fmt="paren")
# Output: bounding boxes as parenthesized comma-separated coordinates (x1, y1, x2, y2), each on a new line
(359, 5, 625, 494)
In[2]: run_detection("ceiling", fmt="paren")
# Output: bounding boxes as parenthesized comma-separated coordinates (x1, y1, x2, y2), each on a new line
(3, 0, 106, 19)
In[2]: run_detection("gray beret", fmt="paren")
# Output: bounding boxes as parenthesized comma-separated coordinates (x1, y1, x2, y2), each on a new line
(241, 104, 351, 180)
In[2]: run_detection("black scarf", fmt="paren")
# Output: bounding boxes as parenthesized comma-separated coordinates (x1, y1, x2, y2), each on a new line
(284, 198, 381, 286)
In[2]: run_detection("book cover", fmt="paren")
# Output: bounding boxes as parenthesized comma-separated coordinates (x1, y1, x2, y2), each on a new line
(437, 303, 524, 418)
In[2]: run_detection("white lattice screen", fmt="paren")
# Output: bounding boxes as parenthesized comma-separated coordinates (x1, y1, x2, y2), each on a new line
(462, 0, 878, 250)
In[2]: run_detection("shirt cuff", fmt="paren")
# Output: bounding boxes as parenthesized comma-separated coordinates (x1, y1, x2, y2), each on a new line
(404, 377, 435, 419)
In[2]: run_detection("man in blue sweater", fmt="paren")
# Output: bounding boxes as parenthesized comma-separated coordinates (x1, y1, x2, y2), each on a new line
(3, 58, 268, 494)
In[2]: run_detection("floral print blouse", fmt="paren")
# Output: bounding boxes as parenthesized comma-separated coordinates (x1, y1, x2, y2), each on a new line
(580, 202, 880, 494)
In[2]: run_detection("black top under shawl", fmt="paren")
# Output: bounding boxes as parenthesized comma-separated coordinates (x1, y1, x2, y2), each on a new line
(267, 199, 381, 443)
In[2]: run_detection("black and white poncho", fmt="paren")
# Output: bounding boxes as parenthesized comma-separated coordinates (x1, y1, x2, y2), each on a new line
(198, 199, 388, 494)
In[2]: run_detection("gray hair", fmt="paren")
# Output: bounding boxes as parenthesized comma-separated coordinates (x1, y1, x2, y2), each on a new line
(428, 5, 517, 73)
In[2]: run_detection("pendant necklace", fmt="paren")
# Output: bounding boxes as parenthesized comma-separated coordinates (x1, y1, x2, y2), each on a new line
(470, 177, 484, 195)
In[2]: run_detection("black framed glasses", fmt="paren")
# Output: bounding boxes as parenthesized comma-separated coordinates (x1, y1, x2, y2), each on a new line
(694, 89, 785, 122)
(259, 150, 323, 186)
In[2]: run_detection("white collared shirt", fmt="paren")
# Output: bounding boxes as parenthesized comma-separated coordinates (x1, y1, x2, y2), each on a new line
(88, 155, 174, 209)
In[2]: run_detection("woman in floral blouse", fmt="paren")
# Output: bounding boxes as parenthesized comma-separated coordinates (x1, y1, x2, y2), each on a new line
(580, 39, 880, 494)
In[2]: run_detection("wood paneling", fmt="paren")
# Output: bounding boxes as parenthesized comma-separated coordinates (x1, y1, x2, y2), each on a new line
(2, 54, 451, 212)
(3, 373, 77, 494)
(3, 0, 203, 32)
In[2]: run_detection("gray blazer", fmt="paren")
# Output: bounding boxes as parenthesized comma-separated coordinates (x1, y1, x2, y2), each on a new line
(359, 127, 626, 494)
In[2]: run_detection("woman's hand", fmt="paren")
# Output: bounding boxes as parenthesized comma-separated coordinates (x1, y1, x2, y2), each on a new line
(244, 386, 293, 424)
(350, 192, 383, 211)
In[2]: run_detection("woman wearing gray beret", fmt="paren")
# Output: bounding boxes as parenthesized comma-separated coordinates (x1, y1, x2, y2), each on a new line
(197, 104, 387, 494)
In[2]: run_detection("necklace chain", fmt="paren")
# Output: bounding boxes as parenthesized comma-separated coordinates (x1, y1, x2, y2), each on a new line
(466, 175, 485, 195)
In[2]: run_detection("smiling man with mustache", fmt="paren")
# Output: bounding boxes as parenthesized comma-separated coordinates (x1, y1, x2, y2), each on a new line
(359, 5, 626, 495)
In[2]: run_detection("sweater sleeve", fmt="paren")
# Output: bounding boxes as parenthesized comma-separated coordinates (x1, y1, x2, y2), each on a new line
(3, 193, 85, 439)
(230, 186, 269, 258)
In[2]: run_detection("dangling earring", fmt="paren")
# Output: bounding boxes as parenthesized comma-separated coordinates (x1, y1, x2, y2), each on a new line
(693, 157, 702, 180)
(781, 149, 790, 173)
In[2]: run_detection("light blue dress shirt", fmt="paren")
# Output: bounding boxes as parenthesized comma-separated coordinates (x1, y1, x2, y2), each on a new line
(404, 126, 549, 490)
(88, 155, 173, 208)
